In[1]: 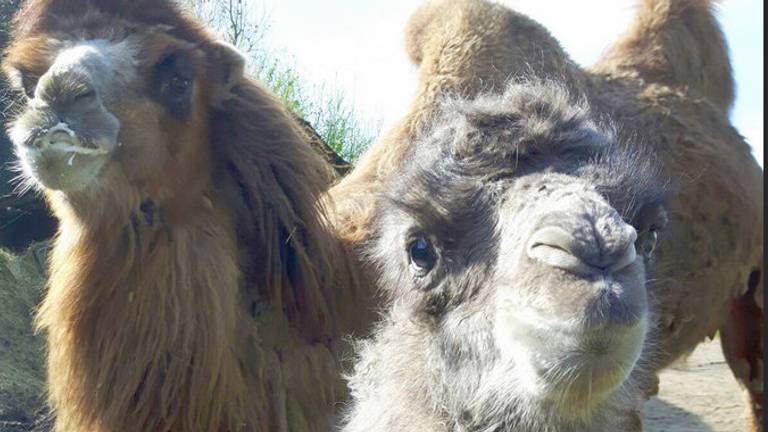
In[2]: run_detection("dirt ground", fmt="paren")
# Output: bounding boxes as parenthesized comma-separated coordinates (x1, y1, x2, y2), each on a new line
(642, 338, 750, 432)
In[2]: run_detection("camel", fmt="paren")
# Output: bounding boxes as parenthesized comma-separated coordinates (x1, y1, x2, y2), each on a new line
(330, 0, 763, 430)
(341, 78, 670, 432)
(2, 0, 373, 430)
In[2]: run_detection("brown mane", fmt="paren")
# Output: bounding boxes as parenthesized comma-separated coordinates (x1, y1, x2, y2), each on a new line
(5, 1, 371, 430)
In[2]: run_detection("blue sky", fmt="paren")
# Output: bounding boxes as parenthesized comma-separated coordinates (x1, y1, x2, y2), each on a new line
(252, 0, 763, 166)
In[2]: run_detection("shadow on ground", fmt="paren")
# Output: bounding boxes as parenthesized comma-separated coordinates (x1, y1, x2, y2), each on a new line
(641, 338, 749, 432)
(643, 397, 713, 432)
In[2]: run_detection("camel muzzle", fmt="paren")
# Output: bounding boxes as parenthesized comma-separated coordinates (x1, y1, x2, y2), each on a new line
(526, 220, 638, 276)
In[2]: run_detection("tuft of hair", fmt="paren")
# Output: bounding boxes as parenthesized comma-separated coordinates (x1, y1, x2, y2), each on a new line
(398, 78, 671, 215)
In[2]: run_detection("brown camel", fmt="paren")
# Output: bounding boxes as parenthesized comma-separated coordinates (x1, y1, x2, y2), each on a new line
(3, 0, 372, 430)
(329, 0, 763, 430)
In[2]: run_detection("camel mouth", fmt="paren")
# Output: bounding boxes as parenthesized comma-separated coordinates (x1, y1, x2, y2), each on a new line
(30, 123, 110, 159)
(543, 322, 646, 418)
(18, 122, 114, 192)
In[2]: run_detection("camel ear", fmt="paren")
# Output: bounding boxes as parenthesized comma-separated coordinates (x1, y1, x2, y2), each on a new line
(208, 40, 246, 106)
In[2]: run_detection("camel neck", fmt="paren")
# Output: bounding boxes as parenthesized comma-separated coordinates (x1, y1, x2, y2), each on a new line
(36, 196, 258, 431)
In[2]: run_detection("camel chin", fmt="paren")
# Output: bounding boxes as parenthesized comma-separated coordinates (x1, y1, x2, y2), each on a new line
(495, 253, 649, 416)
(497, 305, 647, 416)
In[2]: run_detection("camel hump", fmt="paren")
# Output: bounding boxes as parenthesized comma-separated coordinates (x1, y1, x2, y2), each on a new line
(403, 0, 585, 97)
(594, 0, 734, 113)
(403, 0, 496, 67)
(403, 0, 445, 66)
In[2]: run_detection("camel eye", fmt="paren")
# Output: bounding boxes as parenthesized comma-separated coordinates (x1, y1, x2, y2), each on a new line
(408, 236, 437, 275)
(153, 52, 196, 117)
(641, 229, 658, 258)
(169, 76, 191, 95)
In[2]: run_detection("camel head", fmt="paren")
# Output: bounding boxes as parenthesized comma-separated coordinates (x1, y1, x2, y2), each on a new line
(3, 0, 244, 212)
(369, 80, 669, 421)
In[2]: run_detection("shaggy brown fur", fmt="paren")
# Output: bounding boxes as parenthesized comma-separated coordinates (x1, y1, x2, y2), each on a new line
(4, 1, 372, 431)
(329, 0, 763, 430)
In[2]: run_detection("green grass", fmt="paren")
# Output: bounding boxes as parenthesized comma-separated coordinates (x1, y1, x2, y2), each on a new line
(252, 54, 378, 162)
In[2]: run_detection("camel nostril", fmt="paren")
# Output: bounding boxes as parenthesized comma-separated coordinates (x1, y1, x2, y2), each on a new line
(527, 226, 596, 276)
(527, 223, 638, 276)
(604, 243, 637, 273)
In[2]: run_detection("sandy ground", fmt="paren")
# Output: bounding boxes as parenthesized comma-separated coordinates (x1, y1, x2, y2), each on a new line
(642, 339, 750, 432)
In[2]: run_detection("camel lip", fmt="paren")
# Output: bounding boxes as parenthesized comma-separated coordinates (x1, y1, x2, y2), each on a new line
(16, 121, 114, 191)
(30, 122, 109, 156)
(500, 305, 646, 344)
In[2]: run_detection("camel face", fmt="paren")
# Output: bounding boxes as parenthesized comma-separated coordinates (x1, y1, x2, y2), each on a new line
(6, 29, 211, 196)
(493, 173, 649, 413)
(7, 38, 137, 191)
(369, 81, 668, 419)
(4, 4, 244, 202)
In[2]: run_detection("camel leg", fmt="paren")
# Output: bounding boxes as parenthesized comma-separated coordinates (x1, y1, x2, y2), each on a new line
(720, 268, 764, 432)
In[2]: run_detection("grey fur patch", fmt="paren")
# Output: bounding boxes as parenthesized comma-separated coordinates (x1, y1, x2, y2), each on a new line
(343, 79, 670, 432)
